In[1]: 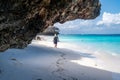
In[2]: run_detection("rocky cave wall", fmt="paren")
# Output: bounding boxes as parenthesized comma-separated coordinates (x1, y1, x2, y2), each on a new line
(0, 0, 101, 51)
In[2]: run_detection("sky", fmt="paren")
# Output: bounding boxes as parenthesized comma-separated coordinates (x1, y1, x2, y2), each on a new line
(54, 0, 120, 34)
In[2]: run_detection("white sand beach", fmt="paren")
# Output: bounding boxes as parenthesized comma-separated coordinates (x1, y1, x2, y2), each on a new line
(0, 35, 120, 80)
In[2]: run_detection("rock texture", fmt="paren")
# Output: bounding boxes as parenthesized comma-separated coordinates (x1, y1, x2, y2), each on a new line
(0, 0, 101, 51)
(41, 26, 60, 35)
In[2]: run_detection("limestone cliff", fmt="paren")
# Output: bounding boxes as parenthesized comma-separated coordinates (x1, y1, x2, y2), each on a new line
(0, 0, 101, 51)
(42, 26, 60, 35)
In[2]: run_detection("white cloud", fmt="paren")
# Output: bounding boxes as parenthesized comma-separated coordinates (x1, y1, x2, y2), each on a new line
(54, 19, 94, 30)
(97, 12, 120, 26)
(78, 20, 94, 27)
(54, 13, 120, 34)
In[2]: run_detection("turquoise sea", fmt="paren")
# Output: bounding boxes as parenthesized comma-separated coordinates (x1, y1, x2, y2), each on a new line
(59, 34, 120, 56)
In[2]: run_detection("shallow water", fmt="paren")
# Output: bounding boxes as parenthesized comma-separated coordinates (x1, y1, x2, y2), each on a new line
(59, 34, 120, 56)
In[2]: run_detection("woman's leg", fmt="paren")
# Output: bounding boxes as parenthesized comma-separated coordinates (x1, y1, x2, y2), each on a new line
(55, 44, 57, 48)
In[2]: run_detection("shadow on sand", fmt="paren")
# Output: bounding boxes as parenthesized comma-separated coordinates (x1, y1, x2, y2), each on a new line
(0, 45, 120, 80)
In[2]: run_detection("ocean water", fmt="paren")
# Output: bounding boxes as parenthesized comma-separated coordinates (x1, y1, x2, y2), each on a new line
(59, 34, 120, 56)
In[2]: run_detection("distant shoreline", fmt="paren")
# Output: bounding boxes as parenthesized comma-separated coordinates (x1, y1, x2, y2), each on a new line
(59, 34, 120, 36)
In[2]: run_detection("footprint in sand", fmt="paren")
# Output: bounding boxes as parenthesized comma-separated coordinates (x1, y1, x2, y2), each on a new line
(0, 69, 2, 74)
(52, 53, 79, 80)
(36, 79, 42, 80)
(10, 58, 23, 65)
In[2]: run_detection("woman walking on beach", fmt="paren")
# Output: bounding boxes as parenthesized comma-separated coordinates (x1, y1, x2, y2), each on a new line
(53, 34, 59, 48)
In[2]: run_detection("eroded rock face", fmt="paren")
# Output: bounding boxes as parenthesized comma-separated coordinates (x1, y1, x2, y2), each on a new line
(0, 0, 101, 51)
(42, 26, 60, 35)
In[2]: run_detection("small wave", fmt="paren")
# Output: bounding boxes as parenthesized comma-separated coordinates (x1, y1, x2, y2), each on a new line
(111, 53, 118, 56)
